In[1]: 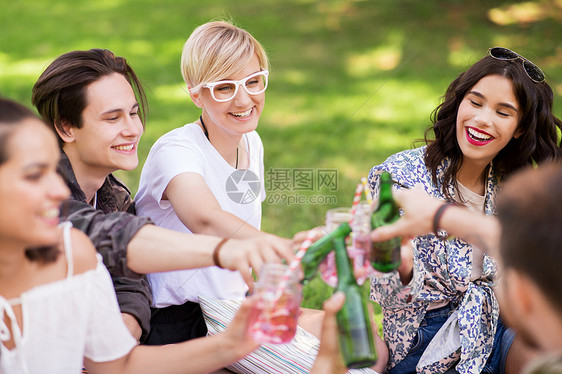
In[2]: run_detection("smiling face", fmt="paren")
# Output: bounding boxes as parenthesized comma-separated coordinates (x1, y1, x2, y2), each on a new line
(195, 54, 265, 137)
(0, 119, 69, 249)
(62, 73, 143, 178)
(456, 75, 521, 171)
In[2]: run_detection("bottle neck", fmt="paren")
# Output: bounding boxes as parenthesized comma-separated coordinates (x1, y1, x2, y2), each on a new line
(300, 222, 352, 283)
(334, 237, 355, 286)
(307, 222, 351, 255)
(375, 172, 399, 220)
(373, 186, 399, 224)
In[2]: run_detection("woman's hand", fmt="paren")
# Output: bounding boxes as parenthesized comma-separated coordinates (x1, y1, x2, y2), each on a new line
(221, 296, 261, 357)
(370, 188, 441, 286)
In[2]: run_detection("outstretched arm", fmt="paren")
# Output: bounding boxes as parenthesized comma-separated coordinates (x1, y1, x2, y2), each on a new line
(370, 188, 501, 257)
(62, 197, 296, 290)
(128, 225, 295, 290)
(163, 171, 293, 255)
(85, 297, 261, 374)
(165, 172, 277, 238)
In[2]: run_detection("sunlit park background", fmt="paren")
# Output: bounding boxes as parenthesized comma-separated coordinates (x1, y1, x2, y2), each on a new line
(2, 0, 561, 313)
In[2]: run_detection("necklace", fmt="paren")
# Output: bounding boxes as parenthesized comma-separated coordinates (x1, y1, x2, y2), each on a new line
(199, 116, 238, 169)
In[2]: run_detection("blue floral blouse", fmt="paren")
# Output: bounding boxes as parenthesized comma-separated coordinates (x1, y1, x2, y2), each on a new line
(368, 146, 500, 374)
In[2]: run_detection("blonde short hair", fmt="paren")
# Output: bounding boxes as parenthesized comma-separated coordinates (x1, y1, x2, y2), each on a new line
(181, 20, 269, 94)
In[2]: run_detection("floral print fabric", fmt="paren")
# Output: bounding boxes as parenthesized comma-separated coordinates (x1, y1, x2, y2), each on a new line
(368, 146, 500, 374)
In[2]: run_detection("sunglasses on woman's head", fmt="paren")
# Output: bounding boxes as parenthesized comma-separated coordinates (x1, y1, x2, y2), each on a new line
(488, 47, 545, 83)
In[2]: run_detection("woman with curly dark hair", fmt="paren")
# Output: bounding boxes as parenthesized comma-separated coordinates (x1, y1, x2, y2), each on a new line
(424, 48, 561, 199)
(368, 48, 561, 374)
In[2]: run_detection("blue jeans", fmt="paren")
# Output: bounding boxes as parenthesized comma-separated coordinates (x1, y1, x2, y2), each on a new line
(482, 319, 515, 374)
(389, 305, 515, 374)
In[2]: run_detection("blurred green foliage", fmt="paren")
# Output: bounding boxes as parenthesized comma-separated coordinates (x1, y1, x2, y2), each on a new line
(1, 0, 561, 313)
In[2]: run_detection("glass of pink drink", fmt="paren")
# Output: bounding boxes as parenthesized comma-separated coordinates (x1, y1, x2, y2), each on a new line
(249, 264, 302, 344)
(319, 204, 374, 286)
(349, 231, 374, 285)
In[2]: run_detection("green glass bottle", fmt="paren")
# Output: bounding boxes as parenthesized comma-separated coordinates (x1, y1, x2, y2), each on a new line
(370, 171, 401, 272)
(334, 237, 377, 368)
(300, 222, 351, 284)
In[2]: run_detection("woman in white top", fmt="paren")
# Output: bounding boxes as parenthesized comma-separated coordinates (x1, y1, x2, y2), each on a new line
(0, 98, 263, 374)
(135, 20, 330, 345)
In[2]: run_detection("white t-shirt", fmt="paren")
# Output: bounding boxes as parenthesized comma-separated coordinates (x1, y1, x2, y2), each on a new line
(0, 223, 136, 374)
(135, 123, 265, 306)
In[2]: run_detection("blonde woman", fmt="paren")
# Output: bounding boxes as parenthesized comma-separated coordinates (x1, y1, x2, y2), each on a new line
(135, 20, 330, 345)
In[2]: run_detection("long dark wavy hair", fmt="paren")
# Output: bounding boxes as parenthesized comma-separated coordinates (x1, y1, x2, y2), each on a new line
(424, 54, 562, 199)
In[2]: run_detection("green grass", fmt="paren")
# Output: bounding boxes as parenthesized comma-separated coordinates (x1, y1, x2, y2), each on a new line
(1, 0, 561, 319)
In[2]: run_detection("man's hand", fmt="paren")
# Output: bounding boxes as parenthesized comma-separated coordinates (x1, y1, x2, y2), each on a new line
(217, 233, 294, 292)
(310, 292, 348, 374)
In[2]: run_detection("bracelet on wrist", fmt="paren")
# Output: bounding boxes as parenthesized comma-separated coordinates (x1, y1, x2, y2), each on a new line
(213, 238, 229, 268)
(433, 203, 453, 240)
